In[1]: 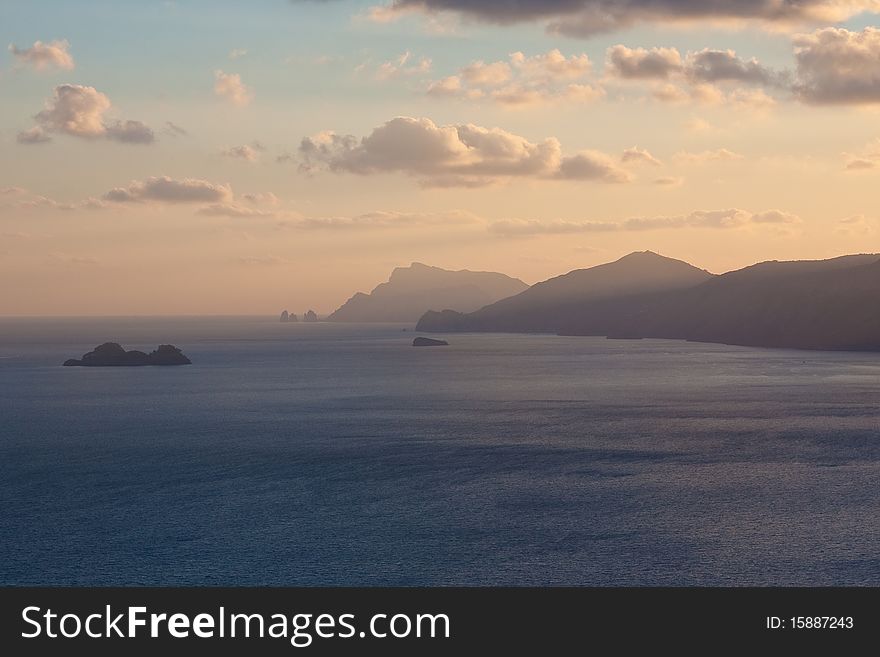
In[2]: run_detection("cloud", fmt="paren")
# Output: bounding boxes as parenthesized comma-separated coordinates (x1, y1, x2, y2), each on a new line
(843, 138, 880, 170)
(290, 209, 482, 229)
(621, 146, 661, 166)
(199, 203, 275, 217)
(727, 88, 777, 111)
(104, 119, 155, 144)
(606, 45, 682, 79)
(607, 44, 787, 111)
(836, 214, 875, 234)
(489, 208, 800, 236)
(214, 70, 253, 106)
(16, 127, 52, 144)
(198, 204, 483, 227)
(221, 144, 261, 161)
(8, 39, 74, 71)
(22, 84, 155, 144)
(103, 176, 233, 204)
(229, 48, 248, 60)
(427, 75, 476, 98)
(1, 187, 27, 196)
(794, 27, 880, 104)
(163, 121, 188, 137)
(367, 1, 880, 37)
(0, 187, 106, 213)
(674, 148, 744, 163)
(685, 48, 780, 86)
(35, 84, 109, 137)
(374, 51, 432, 80)
(846, 158, 876, 170)
(653, 176, 684, 186)
(242, 191, 279, 205)
(427, 49, 602, 107)
(510, 49, 592, 79)
(461, 60, 512, 86)
(298, 116, 628, 186)
(556, 151, 633, 183)
(490, 82, 604, 107)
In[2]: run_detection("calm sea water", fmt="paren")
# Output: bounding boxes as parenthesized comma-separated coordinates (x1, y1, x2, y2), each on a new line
(1, 317, 878, 586)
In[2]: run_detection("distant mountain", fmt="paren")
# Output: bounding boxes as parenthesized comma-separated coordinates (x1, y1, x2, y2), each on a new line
(417, 252, 880, 351)
(417, 251, 713, 333)
(328, 262, 528, 323)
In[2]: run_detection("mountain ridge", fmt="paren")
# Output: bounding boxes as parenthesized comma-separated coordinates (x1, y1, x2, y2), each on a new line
(327, 262, 528, 323)
(416, 252, 880, 351)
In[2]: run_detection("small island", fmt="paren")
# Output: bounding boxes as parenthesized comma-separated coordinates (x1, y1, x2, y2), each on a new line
(413, 337, 449, 347)
(63, 342, 192, 367)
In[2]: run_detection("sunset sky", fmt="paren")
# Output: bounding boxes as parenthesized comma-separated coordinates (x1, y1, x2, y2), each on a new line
(3, 0, 880, 315)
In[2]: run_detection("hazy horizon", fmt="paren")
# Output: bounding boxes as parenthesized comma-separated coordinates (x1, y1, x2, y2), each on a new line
(4, 1, 880, 315)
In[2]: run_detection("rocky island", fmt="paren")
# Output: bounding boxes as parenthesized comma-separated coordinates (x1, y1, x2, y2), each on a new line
(413, 337, 449, 347)
(63, 343, 192, 367)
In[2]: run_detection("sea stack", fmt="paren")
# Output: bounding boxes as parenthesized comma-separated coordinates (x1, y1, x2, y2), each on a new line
(303, 310, 318, 322)
(280, 310, 290, 322)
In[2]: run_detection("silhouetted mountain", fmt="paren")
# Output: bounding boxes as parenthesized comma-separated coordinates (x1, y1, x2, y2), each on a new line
(417, 251, 713, 333)
(63, 343, 192, 366)
(418, 252, 880, 351)
(328, 262, 528, 323)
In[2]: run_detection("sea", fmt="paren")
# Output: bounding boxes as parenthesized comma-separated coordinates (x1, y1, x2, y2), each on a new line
(1, 317, 878, 586)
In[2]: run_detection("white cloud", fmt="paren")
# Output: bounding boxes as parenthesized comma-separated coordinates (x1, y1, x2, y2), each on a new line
(221, 144, 261, 162)
(489, 208, 799, 236)
(16, 127, 52, 144)
(199, 203, 275, 217)
(229, 48, 248, 60)
(21, 84, 154, 144)
(214, 70, 253, 106)
(374, 51, 432, 80)
(843, 138, 880, 170)
(298, 116, 629, 186)
(794, 27, 880, 104)
(836, 214, 875, 234)
(606, 45, 682, 79)
(0, 187, 106, 213)
(104, 120, 156, 144)
(290, 209, 482, 229)
(674, 148, 744, 163)
(461, 60, 512, 86)
(510, 49, 592, 79)
(8, 39, 74, 71)
(103, 176, 234, 204)
(35, 84, 110, 137)
(621, 147, 661, 166)
(427, 49, 601, 107)
(556, 151, 633, 182)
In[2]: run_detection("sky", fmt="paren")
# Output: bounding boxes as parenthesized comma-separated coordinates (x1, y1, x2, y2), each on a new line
(2, 0, 880, 315)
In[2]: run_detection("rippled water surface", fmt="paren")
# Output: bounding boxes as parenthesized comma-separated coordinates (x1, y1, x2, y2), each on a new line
(1, 317, 878, 585)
